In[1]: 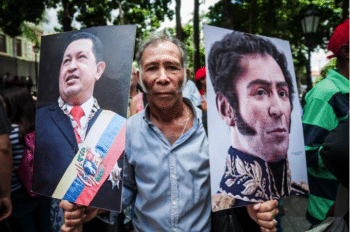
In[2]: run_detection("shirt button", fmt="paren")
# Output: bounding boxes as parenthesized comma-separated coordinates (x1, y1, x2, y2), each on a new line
(173, 201, 176, 205)
(171, 174, 176, 179)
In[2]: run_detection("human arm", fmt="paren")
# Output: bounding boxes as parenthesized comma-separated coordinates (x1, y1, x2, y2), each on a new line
(246, 200, 279, 232)
(320, 117, 349, 189)
(302, 97, 339, 169)
(0, 133, 12, 221)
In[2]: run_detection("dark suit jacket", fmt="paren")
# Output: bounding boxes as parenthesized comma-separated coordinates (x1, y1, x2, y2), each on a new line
(33, 103, 123, 211)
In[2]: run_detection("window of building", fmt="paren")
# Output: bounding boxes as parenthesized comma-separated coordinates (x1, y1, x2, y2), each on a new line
(16, 39, 22, 57)
(0, 35, 6, 53)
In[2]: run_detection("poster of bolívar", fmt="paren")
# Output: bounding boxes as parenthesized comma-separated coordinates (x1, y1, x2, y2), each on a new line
(204, 25, 309, 211)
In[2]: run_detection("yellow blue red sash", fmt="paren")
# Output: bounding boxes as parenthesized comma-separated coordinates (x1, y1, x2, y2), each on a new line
(52, 110, 126, 205)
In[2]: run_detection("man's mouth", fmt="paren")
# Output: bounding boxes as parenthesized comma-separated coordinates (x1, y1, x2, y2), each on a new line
(66, 74, 79, 83)
(267, 128, 287, 134)
(151, 91, 176, 96)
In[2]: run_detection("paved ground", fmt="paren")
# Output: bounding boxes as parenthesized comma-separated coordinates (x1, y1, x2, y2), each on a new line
(281, 195, 312, 232)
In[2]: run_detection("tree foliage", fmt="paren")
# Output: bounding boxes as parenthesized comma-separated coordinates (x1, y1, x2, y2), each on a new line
(205, 0, 345, 85)
(0, 0, 47, 37)
(112, 0, 173, 43)
(49, 0, 173, 44)
(162, 20, 206, 78)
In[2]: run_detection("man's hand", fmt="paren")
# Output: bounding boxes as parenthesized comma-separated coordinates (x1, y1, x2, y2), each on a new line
(60, 200, 98, 232)
(0, 196, 12, 221)
(247, 200, 279, 232)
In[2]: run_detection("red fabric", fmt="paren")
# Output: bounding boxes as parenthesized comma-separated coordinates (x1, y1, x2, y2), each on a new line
(71, 106, 84, 127)
(195, 67, 206, 80)
(71, 106, 84, 144)
(18, 131, 40, 197)
(327, 19, 349, 59)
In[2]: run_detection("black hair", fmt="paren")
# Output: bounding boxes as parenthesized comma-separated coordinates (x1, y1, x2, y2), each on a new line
(208, 31, 294, 112)
(63, 31, 104, 63)
(0, 87, 36, 143)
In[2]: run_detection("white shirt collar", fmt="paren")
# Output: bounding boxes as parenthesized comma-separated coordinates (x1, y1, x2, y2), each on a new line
(66, 97, 94, 116)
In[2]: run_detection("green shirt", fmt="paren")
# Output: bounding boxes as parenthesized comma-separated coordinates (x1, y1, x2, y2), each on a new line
(302, 69, 349, 224)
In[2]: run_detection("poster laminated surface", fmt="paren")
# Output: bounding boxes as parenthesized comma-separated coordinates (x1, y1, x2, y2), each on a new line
(33, 25, 136, 212)
(204, 25, 309, 211)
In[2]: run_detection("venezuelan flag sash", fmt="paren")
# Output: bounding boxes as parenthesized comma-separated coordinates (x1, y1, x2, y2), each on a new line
(52, 110, 126, 206)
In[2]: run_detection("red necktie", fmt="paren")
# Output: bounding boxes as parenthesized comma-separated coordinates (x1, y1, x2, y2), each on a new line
(71, 106, 84, 144)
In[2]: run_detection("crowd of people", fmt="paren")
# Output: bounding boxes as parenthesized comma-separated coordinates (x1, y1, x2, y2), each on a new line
(0, 73, 34, 93)
(0, 18, 348, 232)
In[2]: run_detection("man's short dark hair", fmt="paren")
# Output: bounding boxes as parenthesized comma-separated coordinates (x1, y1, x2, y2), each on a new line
(63, 31, 104, 63)
(208, 31, 294, 112)
(136, 32, 188, 70)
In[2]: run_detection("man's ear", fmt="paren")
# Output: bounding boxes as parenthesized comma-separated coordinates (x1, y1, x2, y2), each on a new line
(137, 69, 149, 93)
(216, 92, 235, 127)
(95, 61, 106, 81)
(136, 69, 141, 85)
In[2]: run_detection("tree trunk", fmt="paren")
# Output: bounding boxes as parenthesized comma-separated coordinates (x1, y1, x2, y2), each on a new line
(223, 0, 234, 30)
(342, 0, 349, 21)
(193, 0, 200, 75)
(267, 0, 276, 35)
(118, 0, 124, 25)
(247, 0, 257, 33)
(62, 0, 73, 31)
(175, 0, 183, 41)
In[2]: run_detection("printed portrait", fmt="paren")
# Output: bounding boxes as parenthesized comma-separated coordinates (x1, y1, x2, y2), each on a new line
(33, 25, 136, 211)
(204, 25, 309, 211)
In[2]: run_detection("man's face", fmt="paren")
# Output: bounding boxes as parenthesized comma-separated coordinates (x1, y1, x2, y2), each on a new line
(139, 41, 189, 109)
(59, 39, 105, 105)
(227, 54, 291, 162)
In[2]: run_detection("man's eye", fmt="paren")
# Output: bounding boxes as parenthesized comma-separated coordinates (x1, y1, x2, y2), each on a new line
(147, 67, 157, 71)
(169, 66, 178, 70)
(279, 90, 288, 97)
(78, 55, 87, 59)
(256, 89, 267, 96)
(63, 59, 70, 64)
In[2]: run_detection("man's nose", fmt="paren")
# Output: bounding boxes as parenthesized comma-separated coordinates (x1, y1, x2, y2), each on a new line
(268, 92, 284, 118)
(156, 67, 170, 85)
(68, 58, 78, 72)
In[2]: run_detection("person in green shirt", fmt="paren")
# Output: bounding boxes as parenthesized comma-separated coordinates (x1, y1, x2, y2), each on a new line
(302, 19, 349, 226)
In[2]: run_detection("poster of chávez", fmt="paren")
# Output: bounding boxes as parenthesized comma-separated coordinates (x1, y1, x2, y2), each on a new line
(33, 25, 136, 212)
(204, 25, 309, 211)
